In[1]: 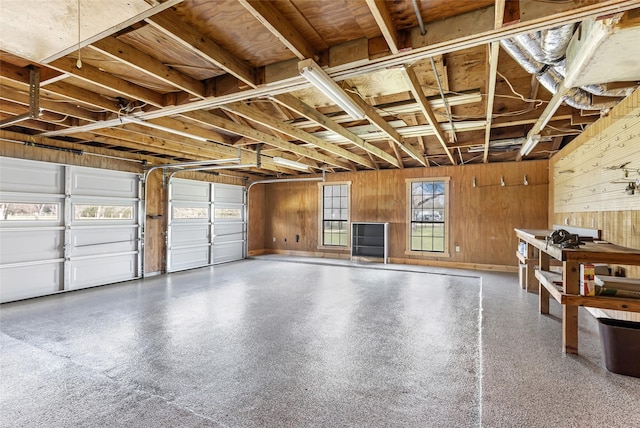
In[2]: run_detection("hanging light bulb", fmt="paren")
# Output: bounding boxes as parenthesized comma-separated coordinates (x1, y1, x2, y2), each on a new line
(76, 0, 82, 69)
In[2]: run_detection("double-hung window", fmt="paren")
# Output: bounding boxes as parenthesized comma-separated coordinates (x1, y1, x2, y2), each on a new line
(407, 178, 449, 255)
(319, 183, 349, 247)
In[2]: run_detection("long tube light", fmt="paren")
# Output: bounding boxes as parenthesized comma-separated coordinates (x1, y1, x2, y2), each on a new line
(273, 156, 310, 171)
(298, 59, 366, 120)
(520, 134, 541, 156)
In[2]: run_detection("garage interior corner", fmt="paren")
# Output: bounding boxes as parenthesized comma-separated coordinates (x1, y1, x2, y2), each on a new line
(1, 257, 639, 427)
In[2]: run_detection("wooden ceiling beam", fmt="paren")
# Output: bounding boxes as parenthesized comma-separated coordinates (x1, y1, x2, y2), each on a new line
(272, 93, 399, 168)
(148, 116, 236, 145)
(222, 101, 376, 169)
(237, 0, 316, 60)
(0, 61, 120, 114)
(483, 42, 500, 164)
(481, 0, 505, 163)
(183, 110, 353, 170)
(84, 129, 209, 159)
(42, 82, 121, 113)
(145, 9, 257, 88)
(90, 37, 206, 99)
(365, 0, 399, 54)
(0, 85, 99, 122)
(344, 91, 427, 167)
(402, 66, 454, 165)
(47, 57, 165, 107)
(86, 127, 276, 171)
(0, 129, 175, 166)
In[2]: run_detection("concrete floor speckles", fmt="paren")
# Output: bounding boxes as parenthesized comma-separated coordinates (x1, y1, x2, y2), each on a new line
(1, 257, 639, 427)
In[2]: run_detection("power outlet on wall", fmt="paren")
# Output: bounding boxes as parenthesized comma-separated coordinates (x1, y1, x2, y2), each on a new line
(273, 237, 276, 242)
(455, 245, 460, 253)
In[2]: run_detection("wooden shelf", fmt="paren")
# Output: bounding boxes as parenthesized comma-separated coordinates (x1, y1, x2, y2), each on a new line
(535, 269, 564, 302)
(516, 251, 537, 265)
(351, 222, 388, 263)
(535, 263, 640, 312)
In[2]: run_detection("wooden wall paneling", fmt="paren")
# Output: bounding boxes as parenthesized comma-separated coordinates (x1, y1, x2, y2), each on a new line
(251, 160, 549, 270)
(350, 169, 381, 223)
(262, 181, 319, 254)
(144, 171, 165, 274)
(550, 88, 640, 322)
(248, 183, 265, 255)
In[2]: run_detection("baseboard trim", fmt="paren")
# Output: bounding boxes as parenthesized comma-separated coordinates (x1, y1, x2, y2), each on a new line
(250, 249, 516, 273)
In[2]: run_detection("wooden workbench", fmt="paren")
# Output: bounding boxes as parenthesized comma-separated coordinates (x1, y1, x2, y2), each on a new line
(514, 228, 640, 354)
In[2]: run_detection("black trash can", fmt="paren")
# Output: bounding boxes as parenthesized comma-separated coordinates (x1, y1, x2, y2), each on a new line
(597, 318, 640, 378)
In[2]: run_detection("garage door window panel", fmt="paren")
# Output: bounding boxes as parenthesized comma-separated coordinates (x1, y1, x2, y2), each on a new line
(0, 202, 60, 222)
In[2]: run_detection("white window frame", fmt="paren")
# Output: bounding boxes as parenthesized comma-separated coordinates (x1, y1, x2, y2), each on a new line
(405, 177, 450, 257)
(317, 181, 351, 250)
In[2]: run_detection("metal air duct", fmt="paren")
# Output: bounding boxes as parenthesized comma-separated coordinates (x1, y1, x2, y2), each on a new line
(500, 24, 626, 111)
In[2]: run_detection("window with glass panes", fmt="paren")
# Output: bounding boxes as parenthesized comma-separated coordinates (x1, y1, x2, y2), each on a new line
(321, 184, 348, 246)
(409, 179, 447, 252)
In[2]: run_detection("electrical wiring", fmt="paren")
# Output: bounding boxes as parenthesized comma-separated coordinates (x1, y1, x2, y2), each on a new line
(496, 71, 544, 106)
(44, 115, 70, 123)
(420, 86, 548, 106)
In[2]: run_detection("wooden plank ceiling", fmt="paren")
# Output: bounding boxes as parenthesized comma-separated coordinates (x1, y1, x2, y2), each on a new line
(1, 0, 639, 177)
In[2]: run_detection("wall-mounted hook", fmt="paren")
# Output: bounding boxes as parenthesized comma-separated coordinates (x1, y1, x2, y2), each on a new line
(500, 176, 505, 187)
(625, 182, 636, 195)
(472, 176, 476, 188)
(523, 175, 528, 186)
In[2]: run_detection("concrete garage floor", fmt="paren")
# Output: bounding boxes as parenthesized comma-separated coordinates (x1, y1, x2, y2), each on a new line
(1, 257, 639, 427)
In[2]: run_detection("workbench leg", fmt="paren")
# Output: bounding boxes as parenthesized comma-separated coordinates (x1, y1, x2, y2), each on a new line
(563, 261, 580, 354)
(539, 252, 550, 314)
(563, 305, 579, 354)
(526, 262, 537, 293)
(539, 282, 550, 314)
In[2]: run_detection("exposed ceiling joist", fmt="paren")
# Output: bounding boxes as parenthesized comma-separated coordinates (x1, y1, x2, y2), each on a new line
(272, 93, 399, 168)
(483, 42, 500, 164)
(90, 37, 206, 99)
(482, 0, 506, 163)
(366, 0, 399, 54)
(222, 102, 376, 169)
(346, 90, 426, 167)
(402, 66, 455, 165)
(0, 85, 97, 122)
(237, 0, 316, 61)
(47, 57, 165, 107)
(144, 9, 257, 88)
(182, 110, 353, 171)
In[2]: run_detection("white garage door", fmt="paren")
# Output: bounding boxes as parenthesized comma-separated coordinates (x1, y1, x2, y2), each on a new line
(167, 179, 245, 272)
(0, 157, 141, 303)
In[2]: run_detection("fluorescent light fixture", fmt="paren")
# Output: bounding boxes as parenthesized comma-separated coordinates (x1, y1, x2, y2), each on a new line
(520, 134, 541, 156)
(273, 156, 310, 171)
(467, 137, 526, 153)
(298, 59, 366, 120)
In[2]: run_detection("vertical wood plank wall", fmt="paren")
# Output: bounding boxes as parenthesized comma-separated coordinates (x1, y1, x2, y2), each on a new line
(549, 88, 640, 322)
(250, 160, 549, 270)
